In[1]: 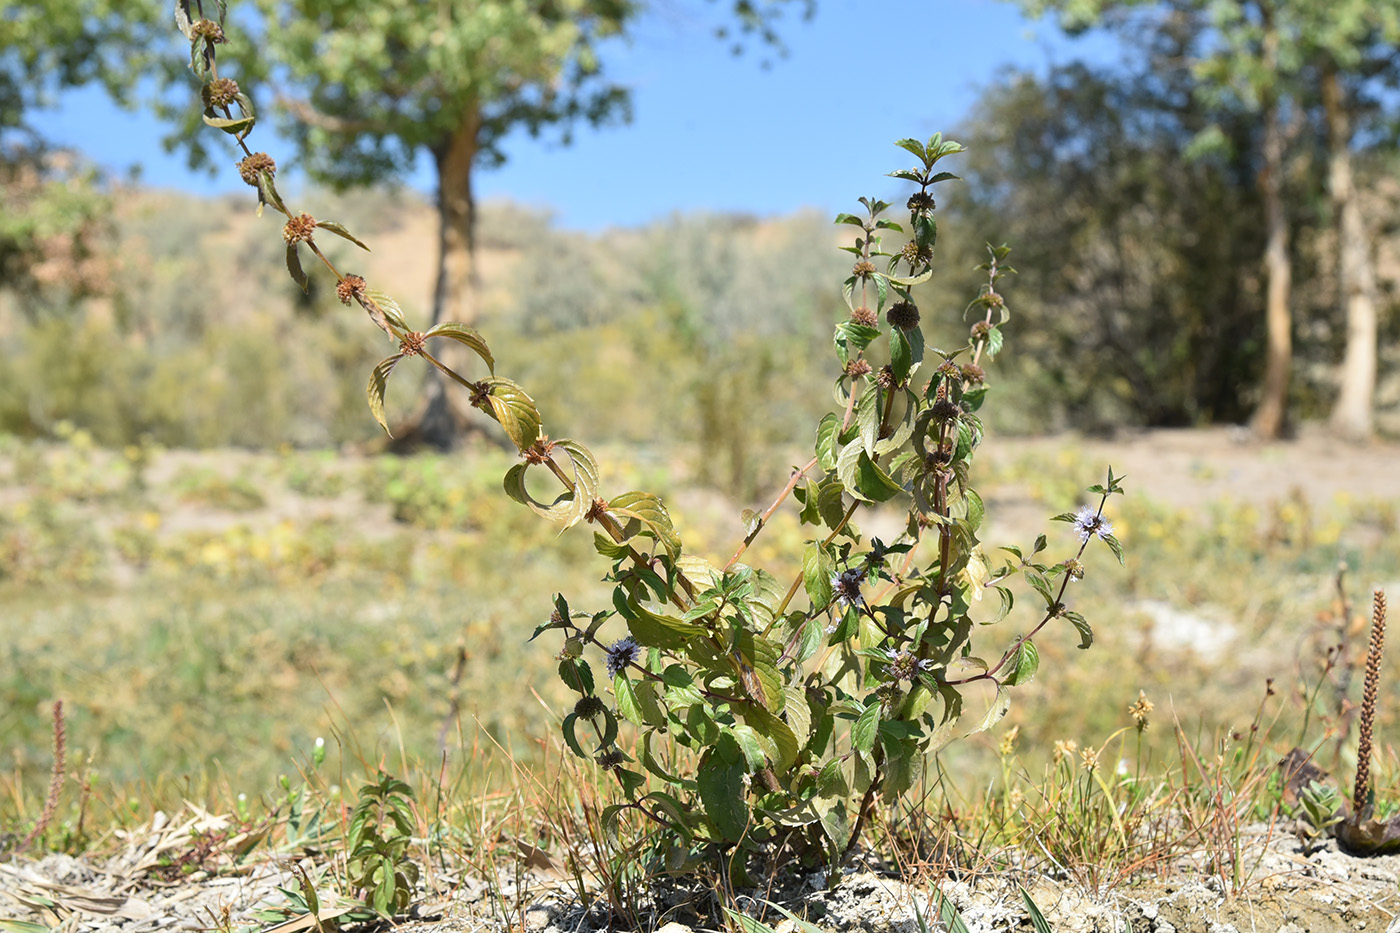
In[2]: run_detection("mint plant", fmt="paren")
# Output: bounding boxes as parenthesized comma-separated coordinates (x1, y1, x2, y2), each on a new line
(177, 0, 1123, 878)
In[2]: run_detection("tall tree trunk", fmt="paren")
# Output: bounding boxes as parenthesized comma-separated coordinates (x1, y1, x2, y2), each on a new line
(1322, 65, 1379, 442)
(395, 112, 482, 450)
(1252, 9, 1292, 440)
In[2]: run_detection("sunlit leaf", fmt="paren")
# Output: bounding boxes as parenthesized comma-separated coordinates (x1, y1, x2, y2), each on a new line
(477, 378, 541, 451)
(423, 322, 493, 373)
(315, 220, 370, 251)
(366, 354, 403, 435)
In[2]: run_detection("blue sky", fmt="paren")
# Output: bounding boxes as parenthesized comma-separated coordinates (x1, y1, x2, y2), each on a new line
(27, 0, 1114, 230)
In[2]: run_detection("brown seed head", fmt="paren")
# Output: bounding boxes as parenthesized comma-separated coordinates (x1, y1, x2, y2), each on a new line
(523, 435, 557, 465)
(237, 152, 276, 187)
(204, 77, 240, 109)
(336, 274, 367, 306)
(852, 260, 876, 278)
(901, 241, 933, 268)
(971, 321, 992, 341)
(1128, 690, 1154, 730)
(574, 696, 606, 720)
(845, 359, 873, 378)
(936, 360, 962, 381)
(596, 749, 627, 771)
(850, 306, 878, 327)
(190, 19, 226, 42)
(282, 213, 317, 244)
(886, 300, 920, 330)
(931, 397, 959, 422)
(907, 191, 935, 214)
(398, 331, 427, 357)
(875, 365, 897, 390)
(961, 363, 986, 384)
(585, 497, 609, 524)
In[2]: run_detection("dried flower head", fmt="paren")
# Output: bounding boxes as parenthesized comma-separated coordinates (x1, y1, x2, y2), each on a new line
(336, 274, 367, 306)
(1129, 690, 1154, 730)
(1062, 558, 1085, 582)
(1053, 739, 1078, 765)
(998, 724, 1020, 757)
(605, 637, 640, 677)
(237, 152, 276, 187)
(1072, 506, 1114, 543)
(1080, 746, 1100, 772)
(596, 749, 627, 771)
(574, 696, 606, 720)
(205, 77, 240, 109)
(845, 359, 873, 379)
(907, 191, 935, 214)
(971, 320, 992, 341)
(961, 363, 986, 385)
(901, 241, 932, 268)
(850, 306, 878, 327)
(398, 331, 426, 357)
(852, 260, 876, 278)
(936, 360, 961, 381)
(886, 300, 920, 330)
(930, 397, 959, 423)
(875, 365, 897, 390)
(190, 19, 226, 42)
(282, 213, 317, 244)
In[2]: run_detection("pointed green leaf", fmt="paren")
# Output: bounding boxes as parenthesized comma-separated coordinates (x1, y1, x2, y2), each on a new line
(366, 354, 405, 435)
(1003, 639, 1039, 687)
(803, 541, 835, 611)
(424, 322, 494, 374)
(697, 757, 749, 842)
(477, 378, 541, 451)
(285, 243, 308, 294)
(970, 685, 1011, 736)
(837, 442, 904, 503)
(314, 220, 370, 250)
(202, 112, 255, 136)
(607, 491, 681, 559)
(852, 702, 880, 755)
(816, 412, 841, 473)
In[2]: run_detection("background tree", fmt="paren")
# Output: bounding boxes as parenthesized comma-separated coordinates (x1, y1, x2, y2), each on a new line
(955, 51, 1274, 429)
(1019, 0, 1400, 439)
(149, 0, 814, 449)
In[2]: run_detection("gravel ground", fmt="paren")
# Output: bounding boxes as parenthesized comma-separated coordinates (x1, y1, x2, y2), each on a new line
(5, 819, 1400, 932)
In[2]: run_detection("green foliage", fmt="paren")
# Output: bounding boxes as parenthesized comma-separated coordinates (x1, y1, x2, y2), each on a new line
(174, 4, 1130, 872)
(344, 772, 420, 917)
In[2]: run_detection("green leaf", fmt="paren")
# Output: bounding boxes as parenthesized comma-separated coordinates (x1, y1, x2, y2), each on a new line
(931, 889, 973, 933)
(607, 491, 682, 559)
(366, 354, 404, 435)
(201, 112, 255, 136)
(1020, 885, 1053, 933)
(815, 795, 849, 853)
(802, 541, 835, 611)
(985, 324, 1004, 358)
(740, 508, 762, 538)
(886, 168, 926, 183)
(852, 702, 880, 755)
(837, 442, 903, 503)
(477, 378, 541, 451)
(796, 477, 822, 526)
(0, 922, 55, 933)
(285, 243, 309, 294)
(423, 322, 494, 374)
(313, 220, 370, 250)
(817, 480, 846, 531)
(894, 137, 928, 161)
(614, 673, 644, 725)
(834, 212, 866, 226)
(1065, 610, 1094, 649)
(364, 289, 408, 333)
(624, 598, 703, 651)
(888, 268, 933, 287)
(502, 439, 599, 530)
(557, 657, 594, 695)
(816, 413, 841, 473)
(1101, 532, 1126, 566)
(1004, 640, 1039, 687)
(970, 685, 1011, 736)
(697, 757, 750, 842)
(1024, 568, 1054, 606)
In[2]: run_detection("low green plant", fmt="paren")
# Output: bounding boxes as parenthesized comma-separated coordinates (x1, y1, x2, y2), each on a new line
(177, 0, 1124, 885)
(342, 771, 420, 917)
